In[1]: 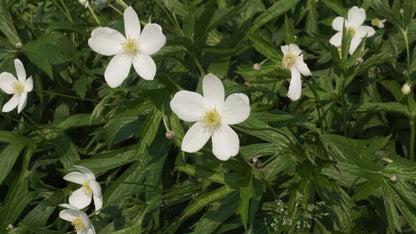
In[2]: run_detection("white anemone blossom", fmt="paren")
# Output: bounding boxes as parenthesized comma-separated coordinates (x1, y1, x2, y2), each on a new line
(0, 59, 33, 113)
(88, 6, 166, 88)
(281, 44, 311, 101)
(170, 74, 250, 161)
(63, 165, 103, 212)
(59, 204, 95, 234)
(329, 6, 375, 55)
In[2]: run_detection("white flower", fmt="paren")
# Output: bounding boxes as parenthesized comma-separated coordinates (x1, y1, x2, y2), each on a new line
(59, 204, 95, 234)
(329, 6, 375, 55)
(0, 59, 33, 113)
(88, 6, 166, 88)
(281, 44, 311, 101)
(79, 0, 89, 8)
(170, 74, 250, 161)
(401, 83, 411, 95)
(371, 18, 386, 28)
(63, 165, 103, 212)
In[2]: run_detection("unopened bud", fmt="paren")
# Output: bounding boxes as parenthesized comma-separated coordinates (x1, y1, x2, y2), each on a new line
(401, 83, 411, 95)
(253, 63, 261, 71)
(244, 81, 252, 88)
(165, 131, 175, 140)
(390, 174, 397, 182)
(371, 18, 386, 29)
(357, 57, 364, 64)
(400, 9, 404, 15)
(15, 42, 22, 49)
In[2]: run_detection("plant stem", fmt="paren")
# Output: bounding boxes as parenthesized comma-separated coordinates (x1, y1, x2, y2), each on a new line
(108, 3, 123, 15)
(411, 119, 415, 161)
(39, 89, 98, 102)
(115, 0, 128, 9)
(304, 78, 325, 134)
(88, 5, 101, 26)
(340, 79, 347, 136)
(401, 28, 411, 82)
(194, 57, 205, 75)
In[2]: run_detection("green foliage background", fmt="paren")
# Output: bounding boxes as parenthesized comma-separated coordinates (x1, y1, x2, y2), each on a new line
(0, 0, 416, 233)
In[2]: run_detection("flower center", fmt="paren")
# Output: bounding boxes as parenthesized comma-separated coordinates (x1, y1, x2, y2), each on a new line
(347, 27, 356, 37)
(337, 47, 342, 58)
(281, 54, 297, 69)
(202, 107, 221, 131)
(122, 38, 138, 55)
(71, 216, 85, 232)
(371, 18, 380, 27)
(12, 82, 24, 94)
(81, 182, 93, 195)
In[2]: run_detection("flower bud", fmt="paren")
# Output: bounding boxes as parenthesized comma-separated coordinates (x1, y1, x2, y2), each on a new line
(390, 174, 397, 183)
(371, 18, 386, 29)
(15, 42, 22, 49)
(165, 131, 175, 140)
(244, 81, 252, 88)
(400, 9, 404, 15)
(401, 83, 411, 95)
(253, 63, 261, 71)
(357, 57, 364, 64)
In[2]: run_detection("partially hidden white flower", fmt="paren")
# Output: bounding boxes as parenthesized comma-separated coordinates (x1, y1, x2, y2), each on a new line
(59, 204, 95, 234)
(88, 6, 166, 88)
(371, 18, 386, 29)
(170, 74, 250, 161)
(281, 44, 311, 101)
(63, 165, 103, 212)
(401, 83, 411, 95)
(329, 6, 375, 55)
(79, 0, 89, 8)
(0, 59, 33, 113)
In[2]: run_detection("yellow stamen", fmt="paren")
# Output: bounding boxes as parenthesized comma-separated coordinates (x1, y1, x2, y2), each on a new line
(281, 54, 297, 69)
(371, 18, 380, 27)
(71, 216, 85, 232)
(122, 38, 138, 55)
(347, 27, 356, 37)
(337, 47, 342, 58)
(202, 107, 221, 131)
(12, 82, 24, 94)
(81, 182, 93, 195)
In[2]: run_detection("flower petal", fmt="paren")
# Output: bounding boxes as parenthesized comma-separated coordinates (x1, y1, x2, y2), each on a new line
(124, 6, 141, 39)
(88, 27, 125, 56)
(59, 209, 80, 222)
(296, 56, 311, 76)
(170, 90, 206, 122)
(79, 211, 92, 230)
(349, 37, 362, 55)
(355, 26, 375, 38)
(17, 91, 27, 113)
(64, 172, 87, 184)
(59, 203, 79, 210)
(25, 76, 33, 92)
(104, 53, 132, 88)
(203, 73, 224, 107)
(211, 124, 239, 160)
(14, 59, 26, 83)
(2, 94, 19, 113)
(74, 165, 96, 180)
(329, 31, 342, 47)
(287, 69, 302, 101)
(332, 16, 346, 31)
(68, 187, 92, 210)
(288, 44, 302, 56)
(281, 45, 289, 55)
(88, 180, 103, 212)
(181, 121, 211, 153)
(132, 54, 156, 80)
(219, 93, 250, 125)
(348, 6, 366, 28)
(0, 72, 17, 94)
(139, 24, 166, 55)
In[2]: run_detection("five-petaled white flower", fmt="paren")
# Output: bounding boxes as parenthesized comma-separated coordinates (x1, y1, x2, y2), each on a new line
(329, 6, 375, 55)
(0, 59, 33, 113)
(170, 74, 250, 161)
(281, 44, 311, 101)
(88, 6, 166, 88)
(63, 165, 103, 212)
(59, 204, 96, 234)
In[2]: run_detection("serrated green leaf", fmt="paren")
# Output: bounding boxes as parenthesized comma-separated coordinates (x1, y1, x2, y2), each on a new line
(0, 143, 26, 185)
(54, 134, 80, 168)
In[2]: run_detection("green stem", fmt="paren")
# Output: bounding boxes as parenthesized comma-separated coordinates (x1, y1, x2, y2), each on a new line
(304, 78, 325, 134)
(115, 0, 128, 9)
(411, 119, 415, 161)
(340, 79, 347, 136)
(401, 28, 411, 82)
(39, 90, 98, 102)
(194, 57, 205, 75)
(87, 5, 101, 26)
(108, 3, 123, 15)
(237, 125, 295, 145)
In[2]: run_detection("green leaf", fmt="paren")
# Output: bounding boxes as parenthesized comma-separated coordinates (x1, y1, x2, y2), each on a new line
(53, 113, 91, 130)
(182, 185, 235, 218)
(0, 0, 20, 44)
(54, 134, 80, 168)
(247, 33, 282, 60)
(249, 0, 301, 33)
(136, 107, 163, 155)
(236, 177, 255, 229)
(0, 143, 26, 185)
(351, 102, 410, 117)
(176, 164, 225, 184)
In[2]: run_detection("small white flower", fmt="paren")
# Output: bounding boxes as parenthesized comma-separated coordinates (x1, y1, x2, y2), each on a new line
(401, 83, 411, 95)
(63, 165, 103, 212)
(79, 0, 89, 8)
(281, 44, 311, 101)
(0, 59, 33, 113)
(371, 18, 386, 28)
(170, 74, 250, 161)
(59, 204, 95, 234)
(329, 6, 375, 55)
(88, 6, 166, 88)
